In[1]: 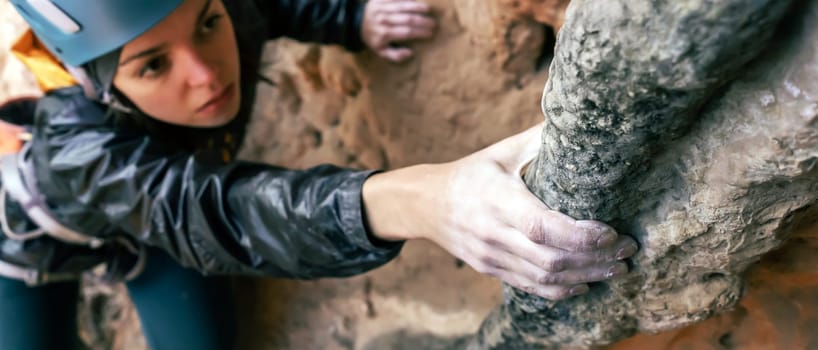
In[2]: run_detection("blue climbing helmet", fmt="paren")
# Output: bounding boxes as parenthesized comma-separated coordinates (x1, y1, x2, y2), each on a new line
(10, 0, 184, 66)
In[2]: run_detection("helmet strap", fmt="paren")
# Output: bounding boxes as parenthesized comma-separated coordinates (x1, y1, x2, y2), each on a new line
(64, 65, 98, 100)
(66, 49, 135, 114)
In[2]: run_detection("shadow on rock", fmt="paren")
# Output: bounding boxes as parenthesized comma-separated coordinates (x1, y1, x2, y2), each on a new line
(362, 329, 469, 350)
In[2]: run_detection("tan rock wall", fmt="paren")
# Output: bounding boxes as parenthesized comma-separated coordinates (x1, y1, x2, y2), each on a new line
(239, 0, 549, 170)
(0, 0, 39, 98)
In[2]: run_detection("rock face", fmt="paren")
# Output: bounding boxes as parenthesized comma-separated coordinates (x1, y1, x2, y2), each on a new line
(471, 0, 818, 348)
(0, 0, 39, 98)
(2, 0, 818, 349)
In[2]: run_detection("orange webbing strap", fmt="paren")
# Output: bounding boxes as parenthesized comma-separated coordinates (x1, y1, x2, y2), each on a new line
(0, 120, 27, 155)
(11, 29, 77, 93)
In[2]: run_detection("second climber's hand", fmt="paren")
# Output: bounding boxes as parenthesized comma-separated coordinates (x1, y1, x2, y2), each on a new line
(361, 0, 437, 62)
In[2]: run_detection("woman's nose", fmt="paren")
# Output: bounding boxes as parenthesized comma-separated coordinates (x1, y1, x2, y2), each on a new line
(183, 49, 217, 87)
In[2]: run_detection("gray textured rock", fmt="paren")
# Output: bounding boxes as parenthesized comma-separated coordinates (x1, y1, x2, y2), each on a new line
(470, 0, 818, 348)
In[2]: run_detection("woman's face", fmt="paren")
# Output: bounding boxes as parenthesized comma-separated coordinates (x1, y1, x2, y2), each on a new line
(113, 0, 241, 127)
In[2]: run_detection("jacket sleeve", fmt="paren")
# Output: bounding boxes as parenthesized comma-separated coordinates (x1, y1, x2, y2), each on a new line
(1, 97, 126, 278)
(254, 0, 367, 51)
(30, 89, 402, 278)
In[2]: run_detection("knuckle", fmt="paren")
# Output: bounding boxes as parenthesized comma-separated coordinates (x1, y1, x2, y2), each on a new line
(394, 26, 411, 37)
(372, 33, 387, 46)
(541, 254, 566, 272)
(395, 13, 410, 25)
(580, 270, 600, 283)
(520, 285, 537, 295)
(471, 262, 492, 275)
(547, 287, 572, 301)
(479, 255, 503, 270)
(579, 234, 599, 249)
(383, 27, 397, 37)
(406, 15, 418, 25)
(578, 220, 618, 249)
(536, 272, 561, 285)
(525, 221, 548, 244)
(469, 243, 489, 260)
(483, 267, 501, 277)
(591, 248, 614, 263)
(570, 224, 599, 248)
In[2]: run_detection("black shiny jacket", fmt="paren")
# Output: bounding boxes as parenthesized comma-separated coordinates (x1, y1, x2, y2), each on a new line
(0, 0, 403, 281)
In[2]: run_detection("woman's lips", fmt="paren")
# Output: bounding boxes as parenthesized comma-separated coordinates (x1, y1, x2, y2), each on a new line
(197, 83, 235, 114)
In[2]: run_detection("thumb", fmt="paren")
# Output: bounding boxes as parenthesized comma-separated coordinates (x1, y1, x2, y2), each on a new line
(378, 47, 414, 62)
(485, 122, 544, 172)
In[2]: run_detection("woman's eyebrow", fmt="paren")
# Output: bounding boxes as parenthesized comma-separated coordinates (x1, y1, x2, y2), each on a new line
(119, 0, 214, 67)
(197, 0, 214, 24)
(119, 45, 167, 67)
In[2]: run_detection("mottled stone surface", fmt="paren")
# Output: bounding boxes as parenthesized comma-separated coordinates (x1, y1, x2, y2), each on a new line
(470, 0, 817, 348)
(610, 226, 818, 350)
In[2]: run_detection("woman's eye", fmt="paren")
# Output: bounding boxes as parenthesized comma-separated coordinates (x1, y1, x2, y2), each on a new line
(139, 57, 166, 78)
(201, 14, 223, 33)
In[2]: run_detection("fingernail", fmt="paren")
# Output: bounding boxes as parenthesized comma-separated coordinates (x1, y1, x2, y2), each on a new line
(616, 243, 638, 260)
(606, 263, 628, 279)
(595, 229, 617, 248)
(569, 284, 589, 296)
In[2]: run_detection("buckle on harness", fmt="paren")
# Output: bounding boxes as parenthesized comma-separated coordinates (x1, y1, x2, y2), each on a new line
(0, 258, 79, 286)
(0, 237, 147, 286)
(0, 143, 103, 248)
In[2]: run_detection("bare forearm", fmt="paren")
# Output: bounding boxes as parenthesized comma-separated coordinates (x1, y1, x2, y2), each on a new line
(361, 163, 452, 242)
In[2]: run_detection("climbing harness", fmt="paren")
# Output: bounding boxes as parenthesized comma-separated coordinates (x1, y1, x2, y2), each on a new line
(0, 134, 145, 285)
(1, 142, 104, 247)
